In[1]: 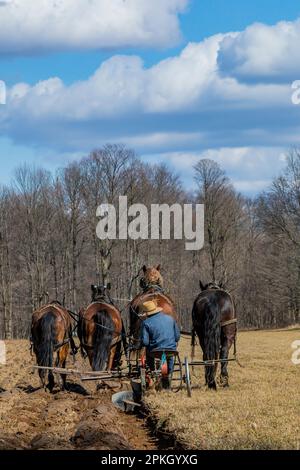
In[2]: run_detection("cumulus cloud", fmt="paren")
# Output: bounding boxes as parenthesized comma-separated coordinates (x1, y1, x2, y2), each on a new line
(145, 147, 287, 195)
(218, 18, 300, 82)
(0, 0, 187, 55)
(1, 15, 300, 169)
(2, 34, 291, 119)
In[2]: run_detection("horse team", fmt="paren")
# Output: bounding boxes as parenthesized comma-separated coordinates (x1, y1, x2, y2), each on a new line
(31, 265, 237, 392)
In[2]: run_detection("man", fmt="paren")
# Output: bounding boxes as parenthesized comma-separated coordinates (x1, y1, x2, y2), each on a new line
(140, 300, 180, 389)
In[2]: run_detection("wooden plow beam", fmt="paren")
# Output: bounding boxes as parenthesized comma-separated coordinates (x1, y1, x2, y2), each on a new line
(189, 358, 237, 366)
(32, 365, 129, 382)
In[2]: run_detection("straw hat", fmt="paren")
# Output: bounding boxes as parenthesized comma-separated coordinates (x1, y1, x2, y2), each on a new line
(141, 300, 162, 316)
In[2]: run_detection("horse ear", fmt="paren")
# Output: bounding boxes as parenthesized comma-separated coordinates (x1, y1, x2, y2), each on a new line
(142, 265, 147, 273)
(91, 284, 96, 292)
(106, 282, 111, 290)
(156, 264, 161, 272)
(199, 280, 205, 291)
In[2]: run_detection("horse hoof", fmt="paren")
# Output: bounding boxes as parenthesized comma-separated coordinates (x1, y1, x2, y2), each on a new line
(219, 376, 229, 387)
(208, 382, 217, 391)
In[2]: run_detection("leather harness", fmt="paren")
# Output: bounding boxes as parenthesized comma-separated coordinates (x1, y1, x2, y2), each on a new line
(196, 289, 237, 328)
(31, 303, 77, 354)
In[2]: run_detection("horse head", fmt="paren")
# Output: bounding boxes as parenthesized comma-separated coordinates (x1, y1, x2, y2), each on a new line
(91, 283, 111, 302)
(199, 280, 224, 292)
(140, 265, 164, 291)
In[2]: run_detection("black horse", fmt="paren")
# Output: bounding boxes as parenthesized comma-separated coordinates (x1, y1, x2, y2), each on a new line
(191, 281, 237, 389)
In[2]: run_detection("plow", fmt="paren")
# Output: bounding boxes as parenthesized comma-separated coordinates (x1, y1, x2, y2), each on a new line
(33, 350, 238, 400)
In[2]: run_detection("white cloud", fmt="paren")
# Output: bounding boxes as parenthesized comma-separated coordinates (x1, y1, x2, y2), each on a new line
(123, 131, 203, 149)
(233, 179, 271, 193)
(1, 16, 300, 163)
(2, 35, 291, 125)
(0, 0, 188, 54)
(144, 35, 224, 112)
(218, 18, 300, 82)
(145, 147, 287, 195)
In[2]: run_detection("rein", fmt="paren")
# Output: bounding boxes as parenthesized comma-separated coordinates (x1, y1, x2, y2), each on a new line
(80, 334, 122, 351)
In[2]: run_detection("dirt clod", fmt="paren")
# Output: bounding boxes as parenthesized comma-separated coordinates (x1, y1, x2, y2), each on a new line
(0, 340, 157, 450)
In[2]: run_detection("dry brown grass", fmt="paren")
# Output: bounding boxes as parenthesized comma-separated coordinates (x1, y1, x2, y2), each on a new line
(145, 329, 300, 450)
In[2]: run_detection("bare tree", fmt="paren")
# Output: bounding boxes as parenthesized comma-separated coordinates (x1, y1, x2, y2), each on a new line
(194, 159, 243, 284)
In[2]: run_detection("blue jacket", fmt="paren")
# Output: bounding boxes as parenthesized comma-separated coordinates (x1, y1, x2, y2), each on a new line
(141, 312, 180, 352)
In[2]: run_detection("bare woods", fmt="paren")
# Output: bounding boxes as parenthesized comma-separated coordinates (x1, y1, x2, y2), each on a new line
(0, 144, 300, 338)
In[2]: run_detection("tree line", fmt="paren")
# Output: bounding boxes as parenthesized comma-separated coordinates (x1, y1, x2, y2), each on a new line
(0, 144, 299, 338)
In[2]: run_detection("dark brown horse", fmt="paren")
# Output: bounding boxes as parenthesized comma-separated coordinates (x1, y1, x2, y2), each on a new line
(78, 285, 126, 371)
(191, 281, 237, 389)
(129, 265, 178, 350)
(31, 301, 75, 392)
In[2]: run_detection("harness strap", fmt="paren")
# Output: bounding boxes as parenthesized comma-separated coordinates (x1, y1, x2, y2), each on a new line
(81, 334, 122, 351)
(220, 318, 237, 327)
(29, 337, 73, 361)
(142, 284, 165, 293)
(54, 338, 71, 351)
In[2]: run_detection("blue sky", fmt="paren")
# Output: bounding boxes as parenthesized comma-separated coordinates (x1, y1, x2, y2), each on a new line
(1, 0, 300, 195)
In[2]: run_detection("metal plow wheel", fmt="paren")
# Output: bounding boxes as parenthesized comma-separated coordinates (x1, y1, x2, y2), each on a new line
(183, 357, 192, 397)
(182, 357, 238, 397)
(170, 353, 183, 393)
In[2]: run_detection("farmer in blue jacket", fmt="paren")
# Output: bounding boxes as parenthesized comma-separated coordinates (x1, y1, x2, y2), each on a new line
(140, 300, 180, 389)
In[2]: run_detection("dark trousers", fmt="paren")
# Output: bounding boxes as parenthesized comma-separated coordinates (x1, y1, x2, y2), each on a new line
(146, 350, 176, 389)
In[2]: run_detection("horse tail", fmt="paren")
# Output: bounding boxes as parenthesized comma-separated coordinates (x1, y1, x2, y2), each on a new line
(202, 297, 221, 389)
(92, 310, 114, 371)
(35, 311, 56, 388)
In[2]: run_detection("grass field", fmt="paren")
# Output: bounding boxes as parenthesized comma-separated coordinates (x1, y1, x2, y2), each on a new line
(145, 329, 300, 450)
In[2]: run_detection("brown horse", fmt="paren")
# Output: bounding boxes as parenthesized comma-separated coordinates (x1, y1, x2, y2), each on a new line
(31, 301, 75, 392)
(129, 265, 178, 350)
(191, 281, 237, 389)
(78, 285, 126, 371)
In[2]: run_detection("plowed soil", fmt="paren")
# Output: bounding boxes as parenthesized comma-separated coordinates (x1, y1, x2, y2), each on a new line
(0, 340, 157, 450)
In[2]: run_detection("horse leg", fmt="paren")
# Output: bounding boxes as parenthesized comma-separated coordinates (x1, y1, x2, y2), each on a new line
(48, 369, 55, 392)
(38, 369, 47, 391)
(203, 346, 218, 390)
(220, 338, 229, 387)
(200, 338, 209, 386)
(113, 340, 122, 369)
(200, 336, 216, 389)
(206, 362, 217, 390)
(107, 346, 116, 371)
(56, 345, 69, 391)
(44, 349, 54, 392)
(88, 350, 94, 370)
